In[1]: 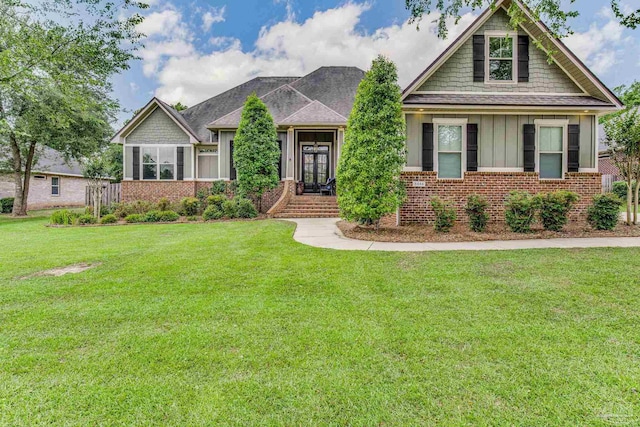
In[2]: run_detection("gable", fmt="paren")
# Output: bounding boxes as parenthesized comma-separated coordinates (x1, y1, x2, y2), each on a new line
(126, 107, 191, 145)
(417, 8, 582, 94)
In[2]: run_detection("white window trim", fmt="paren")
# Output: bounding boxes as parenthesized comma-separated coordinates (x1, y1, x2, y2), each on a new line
(433, 118, 468, 180)
(534, 119, 569, 180)
(484, 31, 518, 85)
(196, 145, 220, 180)
(51, 176, 60, 197)
(141, 146, 177, 181)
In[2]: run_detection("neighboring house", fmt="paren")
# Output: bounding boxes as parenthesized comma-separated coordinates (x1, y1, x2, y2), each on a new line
(0, 147, 103, 210)
(113, 0, 622, 222)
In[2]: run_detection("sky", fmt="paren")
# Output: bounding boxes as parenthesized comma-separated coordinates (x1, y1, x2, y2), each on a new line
(112, 0, 640, 123)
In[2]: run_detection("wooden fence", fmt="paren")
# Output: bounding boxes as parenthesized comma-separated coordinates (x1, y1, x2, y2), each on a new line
(602, 174, 615, 193)
(86, 183, 121, 207)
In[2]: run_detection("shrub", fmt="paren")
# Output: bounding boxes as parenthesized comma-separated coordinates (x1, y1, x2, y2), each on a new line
(157, 197, 171, 211)
(50, 209, 77, 225)
(124, 214, 145, 223)
(210, 180, 227, 195)
(187, 215, 200, 222)
(100, 214, 118, 224)
(535, 191, 580, 231)
(430, 196, 456, 233)
(587, 193, 622, 230)
(203, 205, 224, 221)
(181, 197, 200, 216)
(235, 198, 258, 218)
(222, 199, 238, 218)
(0, 197, 14, 214)
(143, 210, 162, 222)
(505, 191, 538, 233)
(207, 194, 227, 210)
(112, 201, 154, 218)
(196, 188, 210, 205)
(158, 210, 179, 222)
(613, 181, 637, 203)
(465, 195, 489, 232)
(77, 214, 97, 225)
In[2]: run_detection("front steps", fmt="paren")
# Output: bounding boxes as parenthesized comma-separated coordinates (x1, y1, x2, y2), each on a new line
(274, 195, 339, 218)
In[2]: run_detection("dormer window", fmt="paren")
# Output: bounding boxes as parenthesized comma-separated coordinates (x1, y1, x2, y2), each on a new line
(486, 33, 516, 82)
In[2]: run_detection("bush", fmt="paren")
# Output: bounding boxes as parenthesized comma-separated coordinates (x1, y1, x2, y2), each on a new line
(465, 195, 489, 232)
(157, 197, 171, 211)
(0, 197, 14, 214)
(124, 214, 145, 223)
(143, 210, 162, 222)
(181, 197, 200, 216)
(613, 181, 637, 203)
(206, 194, 227, 210)
(587, 193, 622, 230)
(187, 215, 200, 222)
(203, 205, 224, 221)
(77, 214, 97, 225)
(100, 214, 118, 224)
(158, 210, 179, 222)
(50, 209, 77, 225)
(222, 199, 239, 218)
(430, 197, 456, 233)
(196, 188, 210, 205)
(112, 201, 154, 218)
(535, 191, 580, 231)
(211, 180, 227, 195)
(235, 198, 258, 218)
(505, 191, 538, 233)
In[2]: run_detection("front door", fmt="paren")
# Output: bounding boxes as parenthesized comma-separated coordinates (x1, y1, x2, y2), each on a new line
(302, 145, 329, 192)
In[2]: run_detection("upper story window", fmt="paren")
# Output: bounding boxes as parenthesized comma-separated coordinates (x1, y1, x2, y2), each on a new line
(486, 34, 515, 82)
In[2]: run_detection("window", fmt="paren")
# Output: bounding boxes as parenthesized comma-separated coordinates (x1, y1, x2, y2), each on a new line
(159, 147, 175, 180)
(141, 147, 176, 180)
(142, 147, 157, 180)
(435, 119, 467, 179)
(51, 176, 60, 196)
(487, 34, 515, 82)
(34, 175, 46, 180)
(538, 126, 565, 179)
(197, 145, 219, 180)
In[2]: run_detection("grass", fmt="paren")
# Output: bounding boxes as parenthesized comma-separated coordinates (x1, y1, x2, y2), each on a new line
(1, 215, 639, 426)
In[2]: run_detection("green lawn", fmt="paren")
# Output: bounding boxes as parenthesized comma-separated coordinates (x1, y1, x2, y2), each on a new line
(1, 214, 639, 426)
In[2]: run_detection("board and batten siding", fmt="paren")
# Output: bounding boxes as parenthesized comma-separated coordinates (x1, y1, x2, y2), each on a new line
(126, 107, 191, 145)
(405, 114, 596, 170)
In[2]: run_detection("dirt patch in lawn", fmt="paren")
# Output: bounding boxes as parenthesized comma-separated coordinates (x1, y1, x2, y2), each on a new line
(26, 263, 101, 278)
(337, 221, 640, 243)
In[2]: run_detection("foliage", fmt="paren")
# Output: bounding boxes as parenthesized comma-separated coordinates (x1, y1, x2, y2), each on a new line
(112, 201, 154, 219)
(187, 215, 200, 222)
(613, 181, 636, 203)
(203, 205, 224, 221)
(235, 198, 258, 219)
(222, 199, 239, 218)
(124, 214, 145, 223)
(77, 214, 97, 225)
(83, 154, 111, 219)
(587, 193, 623, 231)
(337, 55, 406, 228)
(157, 198, 172, 211)
(0, 197, 14, 214)
(100, 214, 118, 225)
(535, 191, 580, 231)
(465, 195, 489, 232)
(233, 94, 280, 209)
(49, 209, 77, 225)
(207, 195, 227, 211)
(171, 102, 188, 112)
(430, 197, 457, 233)
(211, 181, 228, 195)
(505, 191, 539, 233)
(196, 188, 210, 205)
(143, 210, 162, 223)
(157, 211, 179, 222)
(181, 197, 200, 217)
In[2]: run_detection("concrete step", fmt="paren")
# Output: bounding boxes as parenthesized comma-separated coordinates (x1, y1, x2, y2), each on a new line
(275, 212, 340, 218)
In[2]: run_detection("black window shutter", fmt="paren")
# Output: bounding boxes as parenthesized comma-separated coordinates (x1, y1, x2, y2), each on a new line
(523, 124, 536, 172)
(467, 123, 478, 172)
(473, 35, 485, 82)
(422, 123, 434, 172)
(277, 140, 283, 179)
(230, 140, 236, 180)
(176, 147, 184, 181)
(518, 35, 530, 83)
(132, 147, 140, 180)
(568, 124, 580, 172)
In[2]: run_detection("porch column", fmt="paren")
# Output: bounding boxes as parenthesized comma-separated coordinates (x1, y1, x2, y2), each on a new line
(286, 126, 295, 179)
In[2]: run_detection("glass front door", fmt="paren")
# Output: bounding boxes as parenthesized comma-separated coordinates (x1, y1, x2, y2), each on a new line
(302, 145, 329, 192)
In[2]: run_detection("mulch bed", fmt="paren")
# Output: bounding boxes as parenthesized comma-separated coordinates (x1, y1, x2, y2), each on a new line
(337, 221, 640, 243)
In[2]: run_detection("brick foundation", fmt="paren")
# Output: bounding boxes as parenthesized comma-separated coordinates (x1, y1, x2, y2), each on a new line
(122, 181, 197, 203)
(399, 171, 601, 224)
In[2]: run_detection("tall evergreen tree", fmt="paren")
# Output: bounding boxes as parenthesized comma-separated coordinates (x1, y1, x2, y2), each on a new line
(336, 55, 406, 229)
(233, 94, 280, 212)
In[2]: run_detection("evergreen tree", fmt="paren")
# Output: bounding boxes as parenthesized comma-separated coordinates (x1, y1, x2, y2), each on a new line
(233, 94, 280, 212)
(336, 55, 406, 229)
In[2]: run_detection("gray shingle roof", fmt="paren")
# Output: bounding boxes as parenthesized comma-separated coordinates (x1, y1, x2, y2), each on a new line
(403, 94, 616, 108)
(30, 147, 84, 176)
(281, 100, 348, 125)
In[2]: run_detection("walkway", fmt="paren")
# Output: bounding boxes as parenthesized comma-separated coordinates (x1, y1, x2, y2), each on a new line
(287, 218, 640, 252)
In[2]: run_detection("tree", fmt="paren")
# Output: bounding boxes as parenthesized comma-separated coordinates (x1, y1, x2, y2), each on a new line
(83, 154, 110, 220)
(171, 102, 188, 111)
(336, 55, 406, 229)
(603, 109, 640, 225)
(233, 94, 280, 212)
(105, 144, 123, 183)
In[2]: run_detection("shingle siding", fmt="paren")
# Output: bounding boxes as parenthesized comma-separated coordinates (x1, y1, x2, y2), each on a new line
(417, 9, 582, 94)
(126, 107, 191, 145)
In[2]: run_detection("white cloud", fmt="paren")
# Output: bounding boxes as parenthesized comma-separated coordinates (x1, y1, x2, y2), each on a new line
(147, 2, 475, 106)
(202, 6, 226, 32)
(274, 0, 296, 21)
(129, 82, 139, 93)
(136, 9, 182, 37)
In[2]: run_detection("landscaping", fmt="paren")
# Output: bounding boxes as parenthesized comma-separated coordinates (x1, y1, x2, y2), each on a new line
(1, 213, 639, 425)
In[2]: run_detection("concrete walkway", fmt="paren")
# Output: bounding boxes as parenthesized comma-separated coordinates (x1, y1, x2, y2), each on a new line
(287, 218, 640, 252)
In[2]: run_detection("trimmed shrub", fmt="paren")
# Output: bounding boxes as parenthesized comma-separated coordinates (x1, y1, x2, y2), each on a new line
(203, 205, 224, 221)
(430, 196, 456, 233)
(613, 181, 636, 203)
(157, 197, 171, 211)
(112, 201, 154, 218)
(207, 194, 227, 210)
(144, 210, 162, 222)
(124, 214, 145, 223)
(181, 197, 200, 216)
(50, 209, 77, 225)
(100, 214, 118, 224)
(505, 191, 538, 233)
(196, 188, 210, 205)
(235, 198, 258, 218)
(222, 199, 238, 218)
(77, 214, 97, 225)
(465, 194, 489, 232)
(158, 210, 179, 222)
(0, 197, 14, 214)
(211, 180, 227, 195)
(535, 191, 580, 231)
(187, 215, 200, 222)
(587, 193, 622, 230)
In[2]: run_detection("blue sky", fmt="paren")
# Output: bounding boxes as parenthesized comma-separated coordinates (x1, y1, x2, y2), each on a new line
(112, 0, 640, 123)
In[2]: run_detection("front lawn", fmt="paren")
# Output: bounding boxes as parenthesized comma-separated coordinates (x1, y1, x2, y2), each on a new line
(1, 216, 639, 425)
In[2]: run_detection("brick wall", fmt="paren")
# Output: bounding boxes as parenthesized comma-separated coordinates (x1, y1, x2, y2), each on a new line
(122, 181, 196, 203)
(399, 171, 601, 224)
(1, 173, 97, 210)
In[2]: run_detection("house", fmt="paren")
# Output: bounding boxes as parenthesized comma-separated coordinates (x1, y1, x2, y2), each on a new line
(112, 0, 622, 222)
(0, 147, 106, 210)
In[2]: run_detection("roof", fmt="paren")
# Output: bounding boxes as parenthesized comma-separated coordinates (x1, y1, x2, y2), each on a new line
(280, 100, 348, 125)
(0, 147, 84, 177)
(403, 94, 618, 109)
